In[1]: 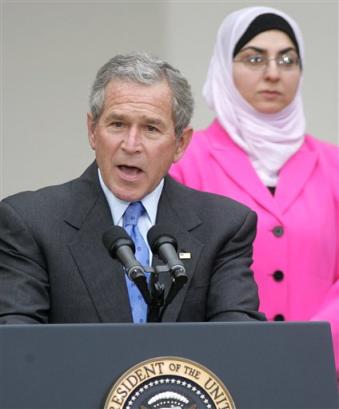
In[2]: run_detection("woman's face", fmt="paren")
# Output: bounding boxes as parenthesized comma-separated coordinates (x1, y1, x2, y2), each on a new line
(233, 30, 301, 114)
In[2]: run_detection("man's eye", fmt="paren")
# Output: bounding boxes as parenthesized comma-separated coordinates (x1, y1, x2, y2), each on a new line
(146, 125, 159, 132)
(111, 122, 124, 128)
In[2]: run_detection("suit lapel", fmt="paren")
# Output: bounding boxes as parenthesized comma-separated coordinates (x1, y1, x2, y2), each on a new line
(155, 177, 204, 322)
(208, 121, 283, 220)
(275, 141, 318, 214)
(65, 163, 132, 322)
(208, 121, 318, 218)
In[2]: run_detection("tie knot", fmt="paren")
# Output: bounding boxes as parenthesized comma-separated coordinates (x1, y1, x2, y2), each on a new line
(124, 201, 145, 226)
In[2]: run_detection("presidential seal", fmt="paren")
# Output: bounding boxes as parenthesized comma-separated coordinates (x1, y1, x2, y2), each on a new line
(103, 357, 236, 409)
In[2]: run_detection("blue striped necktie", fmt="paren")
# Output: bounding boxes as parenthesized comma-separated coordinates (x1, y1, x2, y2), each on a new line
(123, 201, 150, 323)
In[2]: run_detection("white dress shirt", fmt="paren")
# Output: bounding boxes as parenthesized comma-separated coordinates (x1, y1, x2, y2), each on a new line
(98, 169, 163, 261)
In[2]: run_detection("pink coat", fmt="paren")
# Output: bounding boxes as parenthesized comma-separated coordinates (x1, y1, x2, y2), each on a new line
(170, 119, 339, 380)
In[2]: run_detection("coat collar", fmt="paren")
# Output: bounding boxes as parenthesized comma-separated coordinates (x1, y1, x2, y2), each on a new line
(65, 164, 204, 322)
(207, 120, 319, 219)
(66, 162, 132, 322)
(154, 177, 203, 321)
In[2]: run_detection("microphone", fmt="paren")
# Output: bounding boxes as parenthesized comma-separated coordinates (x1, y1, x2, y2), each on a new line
(147, 225, 188, 315)
(147, 225, 187, 280)
(102, 226, 145, 281)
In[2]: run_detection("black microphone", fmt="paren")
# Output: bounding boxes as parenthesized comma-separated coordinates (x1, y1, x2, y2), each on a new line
(147, 225, 188, 316)
(147, 225, 187, 280)
(102, 226, 146, 281)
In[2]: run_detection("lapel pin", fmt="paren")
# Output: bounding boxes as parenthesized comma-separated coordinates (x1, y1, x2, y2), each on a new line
(179, 252, 191, 259)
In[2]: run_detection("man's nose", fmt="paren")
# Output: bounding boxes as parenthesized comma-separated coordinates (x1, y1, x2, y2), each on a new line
(122, 126, 142, 151)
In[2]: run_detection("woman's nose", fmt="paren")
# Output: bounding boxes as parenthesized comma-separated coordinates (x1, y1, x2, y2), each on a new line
(263, 59, 281, 80)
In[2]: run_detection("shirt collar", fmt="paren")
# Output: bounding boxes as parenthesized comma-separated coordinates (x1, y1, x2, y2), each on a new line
(98, 168, 164, 225)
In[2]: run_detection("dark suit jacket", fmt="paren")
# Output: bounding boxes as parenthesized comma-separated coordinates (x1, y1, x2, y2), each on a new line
(0, 162, 264, 323)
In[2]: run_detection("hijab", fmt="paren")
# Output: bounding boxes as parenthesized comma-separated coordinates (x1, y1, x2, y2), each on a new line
(203, 6, 306, 187)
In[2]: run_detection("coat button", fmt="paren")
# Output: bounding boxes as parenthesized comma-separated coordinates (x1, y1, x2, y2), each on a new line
(273, 270, 284, 282)
(273, 226, 284, 237)
(274, 314, 285, 321)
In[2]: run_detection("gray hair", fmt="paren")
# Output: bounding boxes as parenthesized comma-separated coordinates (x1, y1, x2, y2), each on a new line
(89, 52, 194, 138)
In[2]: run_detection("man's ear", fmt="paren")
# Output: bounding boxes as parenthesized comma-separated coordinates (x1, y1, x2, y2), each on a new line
(173, 127, 193, 162)
(87, 112, 96, 150)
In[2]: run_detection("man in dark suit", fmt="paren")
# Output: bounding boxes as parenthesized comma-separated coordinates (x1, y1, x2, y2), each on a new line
(0, 52, 264, 324)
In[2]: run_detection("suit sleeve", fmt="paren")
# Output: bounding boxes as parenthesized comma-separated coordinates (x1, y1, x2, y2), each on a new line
(207, 209, 266, 322)
(0, 200, 50, 323)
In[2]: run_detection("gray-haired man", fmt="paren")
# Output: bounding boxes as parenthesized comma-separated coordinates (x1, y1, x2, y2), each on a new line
(0, 52, 264, 324)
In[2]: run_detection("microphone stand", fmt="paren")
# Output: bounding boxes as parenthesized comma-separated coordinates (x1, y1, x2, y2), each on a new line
(135, 264, 187, 323)
(159, 271, 187, 321)
(147, 269, 165, 323)
(131, 273, 152, 307)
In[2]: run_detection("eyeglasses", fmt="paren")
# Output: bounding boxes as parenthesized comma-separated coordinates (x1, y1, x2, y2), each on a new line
(233, 53, 300, 71)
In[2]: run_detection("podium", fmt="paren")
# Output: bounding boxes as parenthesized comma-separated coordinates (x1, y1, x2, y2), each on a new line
(0, 322, 338, 409)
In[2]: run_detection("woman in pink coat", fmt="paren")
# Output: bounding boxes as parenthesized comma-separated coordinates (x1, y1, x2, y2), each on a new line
(170, 6, 339, 381)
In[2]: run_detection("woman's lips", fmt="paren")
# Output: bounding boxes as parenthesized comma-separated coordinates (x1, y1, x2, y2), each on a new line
(259, 90, 282, 98)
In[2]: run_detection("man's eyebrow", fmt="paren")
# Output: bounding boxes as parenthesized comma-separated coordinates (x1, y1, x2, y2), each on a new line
(140, 116, 165, 127)
(238, 46, 297, 54)
(104, 112, 166, 128)
(105, 113, 126, 122)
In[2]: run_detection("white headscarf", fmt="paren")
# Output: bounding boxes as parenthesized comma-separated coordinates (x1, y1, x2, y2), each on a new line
(203, 6, 306, 186)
